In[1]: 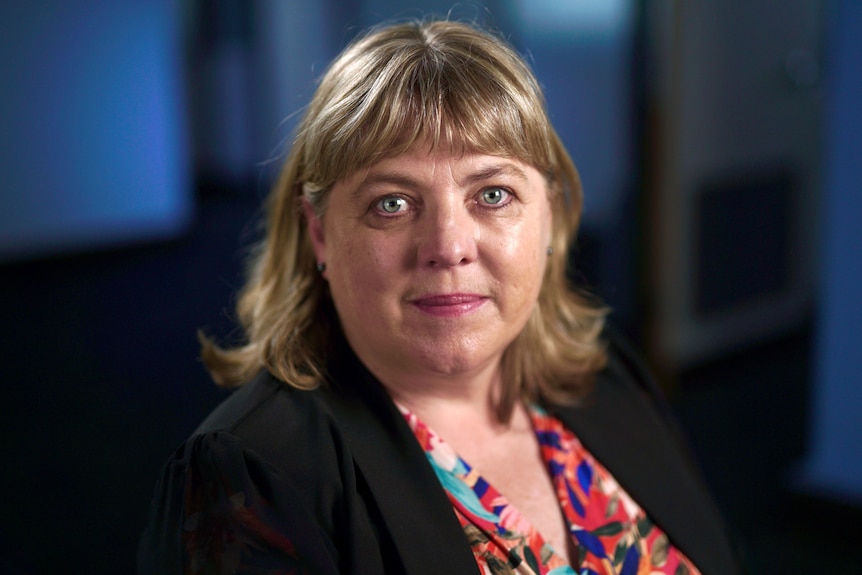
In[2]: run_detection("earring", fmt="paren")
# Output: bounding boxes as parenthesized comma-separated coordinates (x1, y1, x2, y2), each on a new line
(316, 262, 326, 273)
(546, 246, 553, 256)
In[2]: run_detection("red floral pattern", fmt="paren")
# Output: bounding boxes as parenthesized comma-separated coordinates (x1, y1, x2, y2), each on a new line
(400, 405, 701, 575)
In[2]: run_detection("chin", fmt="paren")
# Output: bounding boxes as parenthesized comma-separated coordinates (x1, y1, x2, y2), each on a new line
(408, 339, 501, 379)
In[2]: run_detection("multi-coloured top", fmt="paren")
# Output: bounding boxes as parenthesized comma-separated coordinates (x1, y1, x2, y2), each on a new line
(399, 404, 701, 575)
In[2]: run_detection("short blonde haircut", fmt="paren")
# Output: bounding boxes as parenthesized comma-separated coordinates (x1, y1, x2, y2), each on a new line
(201, 19, 608, 420)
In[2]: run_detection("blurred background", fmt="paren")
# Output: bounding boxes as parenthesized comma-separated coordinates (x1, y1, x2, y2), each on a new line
(1, 0, 859, 573)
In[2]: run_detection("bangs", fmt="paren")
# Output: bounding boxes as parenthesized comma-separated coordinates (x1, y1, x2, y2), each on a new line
(299, 22, 558, 196)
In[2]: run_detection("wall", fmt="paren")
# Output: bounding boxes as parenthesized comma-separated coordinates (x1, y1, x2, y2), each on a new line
(0, 1, 191, 261)
(796, 0, 862, 506)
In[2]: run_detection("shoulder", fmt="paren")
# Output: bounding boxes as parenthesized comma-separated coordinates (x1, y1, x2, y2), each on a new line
(140, 373, 354, 574)
(195, 370, 326, 437)
(562, 327, 696, 469)
(187, 371, 350, 491)
(590, 326, 679, 425)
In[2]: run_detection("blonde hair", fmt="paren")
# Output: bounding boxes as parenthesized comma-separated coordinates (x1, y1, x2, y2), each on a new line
(201, 19, 608, 419)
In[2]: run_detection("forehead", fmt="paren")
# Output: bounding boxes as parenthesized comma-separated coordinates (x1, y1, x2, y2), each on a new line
(352, 145, 546, 190)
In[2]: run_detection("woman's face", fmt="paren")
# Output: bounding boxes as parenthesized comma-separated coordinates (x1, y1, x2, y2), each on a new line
(305, 145, 553, 387)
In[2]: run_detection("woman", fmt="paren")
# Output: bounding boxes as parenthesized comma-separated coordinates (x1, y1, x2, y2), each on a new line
(140, 20, 741, 575)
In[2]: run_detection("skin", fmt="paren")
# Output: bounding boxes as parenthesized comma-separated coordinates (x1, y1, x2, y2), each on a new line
(304, 144, 553, 413)
(305, 143, 573, 561)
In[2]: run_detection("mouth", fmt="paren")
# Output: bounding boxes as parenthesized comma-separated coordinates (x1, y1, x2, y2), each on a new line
(409, 293, 488, 318)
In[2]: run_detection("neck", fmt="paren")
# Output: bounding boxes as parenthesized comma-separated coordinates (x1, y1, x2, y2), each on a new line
(396, 381, 533, 454)
(373, 360, 508, 430)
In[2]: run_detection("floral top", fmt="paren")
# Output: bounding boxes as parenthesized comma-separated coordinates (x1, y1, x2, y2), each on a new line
(399, 404, 701, 575)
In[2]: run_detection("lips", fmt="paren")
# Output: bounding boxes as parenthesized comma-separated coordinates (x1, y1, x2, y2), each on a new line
(409, 293, 488, 317)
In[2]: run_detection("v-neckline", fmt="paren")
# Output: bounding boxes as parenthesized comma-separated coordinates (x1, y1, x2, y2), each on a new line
(398, 403, 576, 574)
(397, 403, 702, 575)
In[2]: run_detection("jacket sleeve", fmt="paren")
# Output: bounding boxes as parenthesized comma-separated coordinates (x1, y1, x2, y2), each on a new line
(138, 430, 341, 575)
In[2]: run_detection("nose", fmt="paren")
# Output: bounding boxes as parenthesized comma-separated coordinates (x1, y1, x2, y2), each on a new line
(416, 200, 478, 267)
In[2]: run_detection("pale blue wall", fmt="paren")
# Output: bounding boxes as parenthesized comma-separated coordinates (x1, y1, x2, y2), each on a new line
(0, 1, 192, 261)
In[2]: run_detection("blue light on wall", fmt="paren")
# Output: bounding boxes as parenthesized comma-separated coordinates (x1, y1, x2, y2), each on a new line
(513, 0, 632, 37)
(511, 0, 635, 228)
(0, 1, 192, 261)
(796, 0, 862, 506)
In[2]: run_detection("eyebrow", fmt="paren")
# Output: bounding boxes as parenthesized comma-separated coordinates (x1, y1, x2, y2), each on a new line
(356, 172, 422, 192)
(460, 163, 529, 187)
(355, 161, 529, 195)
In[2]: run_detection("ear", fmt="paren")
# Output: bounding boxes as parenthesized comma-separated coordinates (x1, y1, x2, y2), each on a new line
(302, 197, 327, 269)
(543, 193, 554, 250)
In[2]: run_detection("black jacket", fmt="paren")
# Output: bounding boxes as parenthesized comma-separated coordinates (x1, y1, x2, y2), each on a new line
(139, 337, 742, 574)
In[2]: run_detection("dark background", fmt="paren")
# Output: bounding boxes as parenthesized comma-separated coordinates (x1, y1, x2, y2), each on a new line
(2, 1, 860, 573)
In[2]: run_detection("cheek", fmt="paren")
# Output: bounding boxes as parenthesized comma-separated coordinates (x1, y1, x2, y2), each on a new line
(329, 231, 398, 288)
(507, 219, 548, 258)
(492, 223, 547, 287)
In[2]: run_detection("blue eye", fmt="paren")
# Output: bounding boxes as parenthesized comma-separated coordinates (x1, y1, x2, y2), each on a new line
(481, 187, 508, 205)
(378, 196, 407, 213)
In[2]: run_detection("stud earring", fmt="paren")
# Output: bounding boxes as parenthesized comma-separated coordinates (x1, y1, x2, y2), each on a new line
(316, 262, 326, 273)
(546, 246, 553, 256)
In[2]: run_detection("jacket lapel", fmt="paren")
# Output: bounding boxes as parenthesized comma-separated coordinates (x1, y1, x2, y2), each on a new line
(552, 350, 740, 574)
(321, 346, 479, 575)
